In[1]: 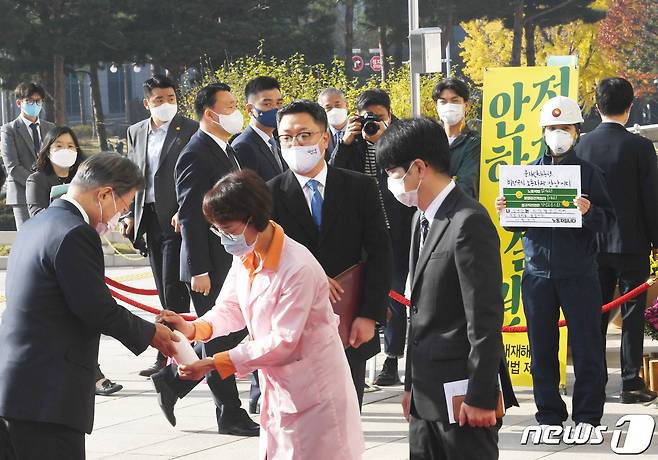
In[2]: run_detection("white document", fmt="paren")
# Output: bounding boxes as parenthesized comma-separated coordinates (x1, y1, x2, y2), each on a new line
(444, 376, 505, 424)
(172, 330, 199, 365)
(499, 164, 582, 228)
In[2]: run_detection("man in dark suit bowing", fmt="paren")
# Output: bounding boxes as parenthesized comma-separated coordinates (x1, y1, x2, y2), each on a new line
(124, 74, 198, 377)
(576, 77, 658, 403)
(376, 117, 517, 459)
(231, 76, 286, 181)
(0, 153, 178, 460)
(268, 100, 392, 408)
(151, 82, 259, 436)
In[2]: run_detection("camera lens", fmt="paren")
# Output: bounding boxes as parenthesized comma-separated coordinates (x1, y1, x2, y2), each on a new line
(363, 121, 379, 136)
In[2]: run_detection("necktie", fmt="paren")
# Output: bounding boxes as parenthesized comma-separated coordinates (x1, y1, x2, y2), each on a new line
(225, 144, 241, 171)
(268, 137, 284, 172)
(333, 130, 343, 148)
(30, 123, 40, 153)
(306, 179, 323, 229)
(419, 215, 430, 255)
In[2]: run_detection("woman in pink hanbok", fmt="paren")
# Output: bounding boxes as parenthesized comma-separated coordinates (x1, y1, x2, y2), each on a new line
(160, 170, 364, 460)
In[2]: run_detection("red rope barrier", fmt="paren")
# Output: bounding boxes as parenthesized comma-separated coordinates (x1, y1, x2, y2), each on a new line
(105, 277, 159, 296)
(109, 288, 197, 321)
(389, 279, 655, 333)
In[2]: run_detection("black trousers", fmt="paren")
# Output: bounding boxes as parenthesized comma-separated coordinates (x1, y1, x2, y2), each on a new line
(383, 262, 408, 357)
(143, 204, 190, 314)
(409, 413, 500, 460)
(346, 348, 367, 410)
(598, 253, 649, 391)
(522, 273, 606, 425)
(0, 417, 85, 460)
(158, 271, 248, 421)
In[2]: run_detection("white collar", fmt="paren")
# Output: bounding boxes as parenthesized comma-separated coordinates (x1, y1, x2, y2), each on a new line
(292, 161, 328, 190)
(329, 123, 346, 136)
(61, 194, 90, 224)
(201, 128, 228, 151)
(423, 180, 455, 222)
(20, 114, 39, 129)
(250, 122, 273, 144)
(600, 116, 627, 127)
(149, 118, 172, 134)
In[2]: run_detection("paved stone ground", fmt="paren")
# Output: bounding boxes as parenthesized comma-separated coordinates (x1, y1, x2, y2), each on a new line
(3, 266, 658, 459)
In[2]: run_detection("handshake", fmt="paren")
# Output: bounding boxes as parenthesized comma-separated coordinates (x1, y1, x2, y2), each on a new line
(150, 311, 214, 380)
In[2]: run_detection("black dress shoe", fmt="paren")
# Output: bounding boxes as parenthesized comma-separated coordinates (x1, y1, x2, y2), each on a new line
(95, 378, 123, 396)
(620, 386, 658, 404)
(374, 357, 402, 386)
(218, 408, 260, 436)
(152, 372, 178, 426)
(139, 359, 166, 377)
(248, 400, 260, 415)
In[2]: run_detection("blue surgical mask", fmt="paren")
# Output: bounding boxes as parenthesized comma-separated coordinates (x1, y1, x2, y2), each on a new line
(211, 220, 257, 257)
(253, 107, 278, 129)
(22, 101, 42, 118)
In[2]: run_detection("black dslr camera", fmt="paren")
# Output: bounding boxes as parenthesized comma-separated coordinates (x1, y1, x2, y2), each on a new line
(357, 112, 383, 136)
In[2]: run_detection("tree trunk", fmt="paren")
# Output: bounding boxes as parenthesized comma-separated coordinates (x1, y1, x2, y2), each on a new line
(40, 66, 55, 123)
(378, 25, 388, 82)
(88, 63, 109, 151)
(344, 0, 354, 74)
(53, 54, 66, 125)
(510, 0, 525, 66)
(444, 2, 455, 76)
(77, 74, 86, 125)
(524, 21, 537, 66)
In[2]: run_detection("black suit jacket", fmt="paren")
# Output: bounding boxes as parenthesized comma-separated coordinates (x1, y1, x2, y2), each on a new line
(575, 122, 658, 255)
(406, 186, 516, 421)
(231, 125, 287, 182)
(175, 130, 238, 283)
(268, 166, 393, 360)
(127, 114, 199, 239)
(0, 200, 155, 434)
(332, 137, 415, 276)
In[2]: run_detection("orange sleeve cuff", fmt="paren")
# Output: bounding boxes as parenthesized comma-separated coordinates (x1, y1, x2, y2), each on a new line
(213, 351, 236, 379)
(190, 320, 213, 341)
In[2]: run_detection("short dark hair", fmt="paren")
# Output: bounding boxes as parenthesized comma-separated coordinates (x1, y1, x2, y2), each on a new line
(34, 126, 85, 177)
(277, 99, 328, 131)
(71, 153, 145, 196)
(245, 76, 280, 101)
(596, 77, 634, 116)
(357, 89, 391, 112)
(376, 117, 450, 175)
(15, 82, 45, 100)
(202, 170, 272, 232)
(432, 78, 470, 102)
(143, 74, 177, 98)
(194, 82, 231, 119)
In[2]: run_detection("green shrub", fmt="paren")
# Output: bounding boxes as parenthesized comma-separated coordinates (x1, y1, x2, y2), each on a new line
(181, 52, 445, 120)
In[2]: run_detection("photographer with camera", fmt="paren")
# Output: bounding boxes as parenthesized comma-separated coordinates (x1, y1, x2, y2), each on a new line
(332, 89, 415, 387)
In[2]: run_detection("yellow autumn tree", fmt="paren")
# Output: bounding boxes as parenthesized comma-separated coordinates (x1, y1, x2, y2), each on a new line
(460, 0, 621, 113)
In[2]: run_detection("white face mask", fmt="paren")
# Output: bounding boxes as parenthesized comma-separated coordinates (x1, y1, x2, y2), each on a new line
(211, 109, 244, 135)
(544, 129, 574, 156)
(95, 191, 121, 236)
(281, 144, 323, 175)
(326, 107, 348, 127)
(437, 103, 465, 126)
(49, 148, 77, 168)
(150, 102, 178, 122)
(387, 163, 421, 208)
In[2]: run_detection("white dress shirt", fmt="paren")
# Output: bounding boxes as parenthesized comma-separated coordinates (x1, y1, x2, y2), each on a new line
(20, 114, 41, 143)
(251, 122, 274, 151)
(61, 194, 90, 224)
(201, 128, 240, 169)
(145, 119, 171, 203)
(422, 180, 456, 230)
(292, 161, 328, 212)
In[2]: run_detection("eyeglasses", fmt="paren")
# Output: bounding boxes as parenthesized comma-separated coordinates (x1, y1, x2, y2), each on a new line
(22, 99, 43, 106)
(278, 131, 322, 146)
(210, 218, 251, 241)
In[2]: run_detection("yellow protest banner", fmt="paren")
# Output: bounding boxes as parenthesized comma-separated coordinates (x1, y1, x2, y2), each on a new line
(479, 66, 579, 387)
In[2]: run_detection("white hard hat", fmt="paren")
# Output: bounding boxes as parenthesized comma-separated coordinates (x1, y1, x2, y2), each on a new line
(539, 95, 584, 127)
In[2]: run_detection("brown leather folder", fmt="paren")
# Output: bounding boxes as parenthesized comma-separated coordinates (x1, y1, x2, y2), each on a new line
(332, 263, 364, 348)
(452, 391, 505, 422)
